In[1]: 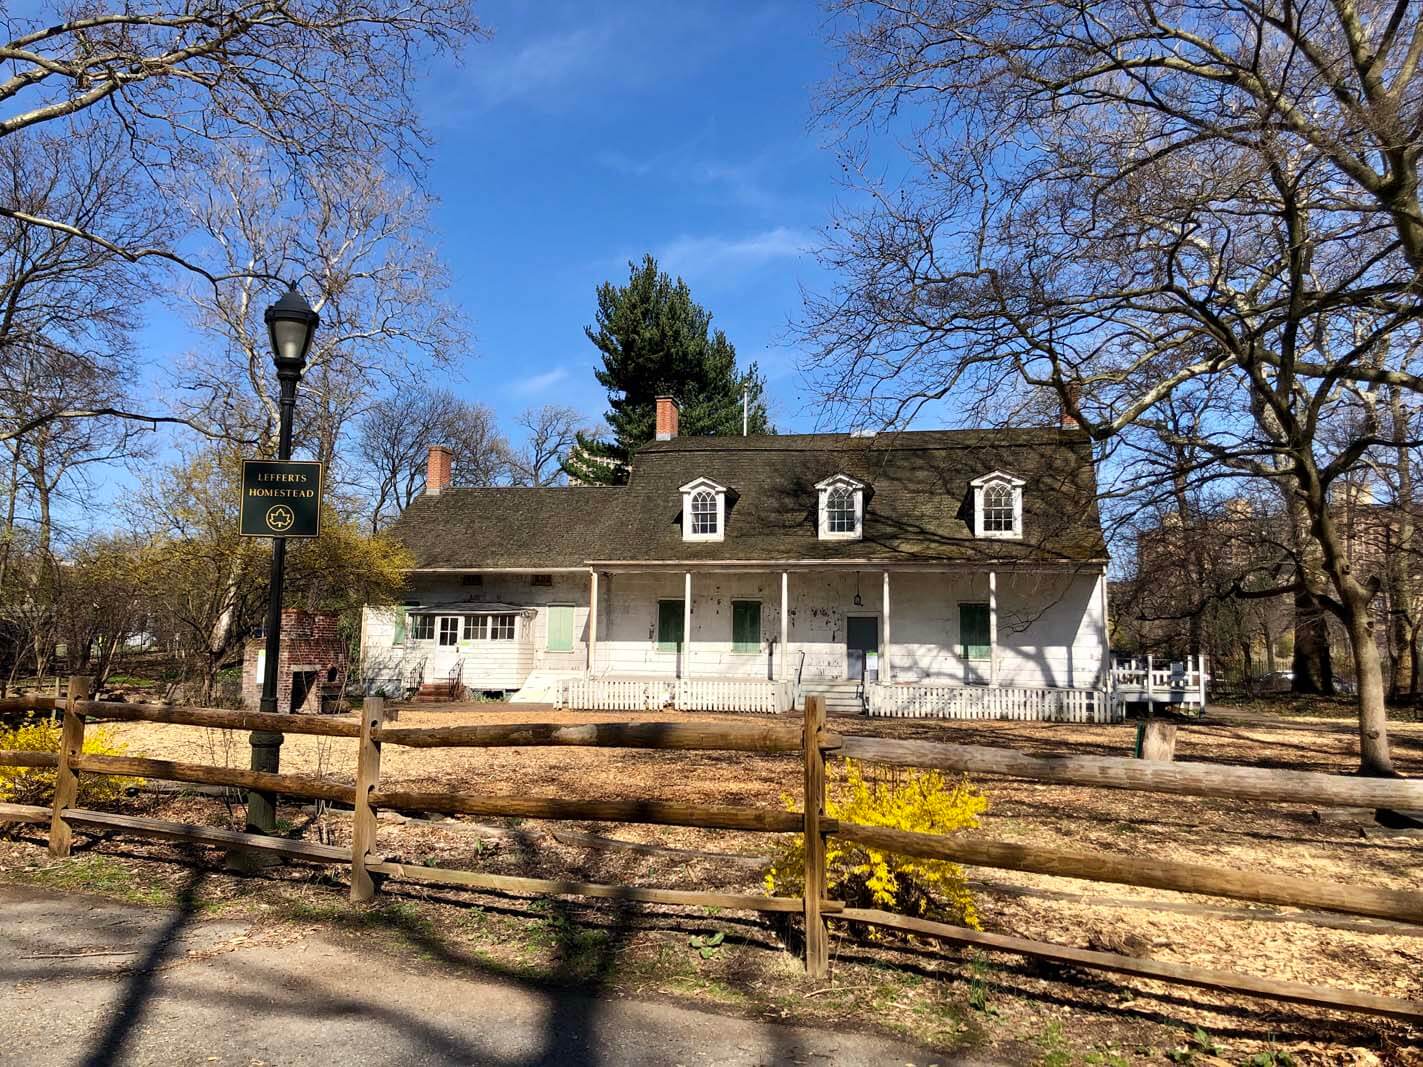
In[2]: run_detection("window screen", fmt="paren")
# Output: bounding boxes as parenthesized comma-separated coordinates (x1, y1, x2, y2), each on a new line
(960, 603, 991, 660)
(732, 601, 761, 653)
(657, 600, 684, 652)
(546, 605, 574, 651)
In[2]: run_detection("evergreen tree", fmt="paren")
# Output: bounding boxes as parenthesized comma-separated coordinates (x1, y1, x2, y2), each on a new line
(563, 255, 771, 485)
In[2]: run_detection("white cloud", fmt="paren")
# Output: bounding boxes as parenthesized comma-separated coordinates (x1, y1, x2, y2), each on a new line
(507, 366, 570, 395)
(658, 227, 814, 277)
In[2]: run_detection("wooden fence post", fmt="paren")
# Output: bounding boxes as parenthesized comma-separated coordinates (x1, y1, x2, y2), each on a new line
(350, 696, 384, 902)
(48, 676, 91, 858)
(802, 693, 829, 978)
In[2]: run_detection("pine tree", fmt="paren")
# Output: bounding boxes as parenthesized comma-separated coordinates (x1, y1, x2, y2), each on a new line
(562, 255, 771, 485)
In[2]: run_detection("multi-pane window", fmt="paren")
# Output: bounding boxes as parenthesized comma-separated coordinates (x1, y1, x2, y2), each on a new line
(438, 617, 460, 646)
(827, 486, 857, 534)
(462, 614, 516, 640)
(982, 482, 1016, 534)
(690, 490, 718, 535)
(410, 615, 435, 641)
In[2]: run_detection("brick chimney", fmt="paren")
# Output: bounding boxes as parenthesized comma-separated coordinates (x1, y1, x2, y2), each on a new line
(655, 395, 679, 441)
(1059, 383, 1081, 429)
(426, 444, 453, 495)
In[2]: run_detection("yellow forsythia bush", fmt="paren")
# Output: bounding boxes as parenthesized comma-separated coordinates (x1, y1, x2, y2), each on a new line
(764, 760, 988, 928)
(0, 714, 135, 806)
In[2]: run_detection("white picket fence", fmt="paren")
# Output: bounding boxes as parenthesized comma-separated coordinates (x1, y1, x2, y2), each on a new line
(557, 678, 796, 714)
(1110, 654, 1208, 708)
(865, 684, 1117, 723)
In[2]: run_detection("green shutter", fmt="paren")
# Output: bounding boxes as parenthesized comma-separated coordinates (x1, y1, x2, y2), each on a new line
(960, 603, 991, 660)
(547, 605, 574, 652)
(657, 600, 684, 652)
(732, 600, 761, 653)
(391, 608, 406, 646)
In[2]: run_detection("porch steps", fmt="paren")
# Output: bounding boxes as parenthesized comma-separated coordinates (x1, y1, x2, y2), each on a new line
(798, 682, 865, 715)
(413, 682, 461, 703)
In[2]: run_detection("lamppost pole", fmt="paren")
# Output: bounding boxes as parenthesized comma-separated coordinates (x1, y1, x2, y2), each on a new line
(244, 284, 319, 838)
(247, 363, 301, 833)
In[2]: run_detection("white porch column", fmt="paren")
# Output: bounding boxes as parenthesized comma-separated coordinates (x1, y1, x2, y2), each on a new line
(683, 571, 693, 679)
(588, 570, 599, 674)
(1098, 570, 1111, 691)
(881, 570, 892, 684)
(988, 570, 999, 687)
(780, 571, 790, 681)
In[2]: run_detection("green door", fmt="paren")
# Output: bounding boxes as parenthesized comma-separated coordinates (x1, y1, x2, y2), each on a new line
(657, 600, 684, 652)
(960, 603, 991, 660)
(732, 600, 761, 653)
(546, 604, 574, 651)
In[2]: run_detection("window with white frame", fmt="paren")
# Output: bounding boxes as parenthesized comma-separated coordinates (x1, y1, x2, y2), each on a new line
(827, 486, 856, 533)
(690, 490, 718, 535)
(970, 471, 1025, 539)
(410, 615, 435, 641)
(815, 474, 865, 540)
(490, 613, 516, 640)
(438, 617, 460, 646)
(679, 478, 727, 542)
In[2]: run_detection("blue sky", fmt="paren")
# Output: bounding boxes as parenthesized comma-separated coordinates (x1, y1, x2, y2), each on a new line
(414, 0, 843, 433)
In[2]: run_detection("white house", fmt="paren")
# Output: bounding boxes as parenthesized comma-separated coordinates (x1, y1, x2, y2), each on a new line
(361, 397, 1118, 721)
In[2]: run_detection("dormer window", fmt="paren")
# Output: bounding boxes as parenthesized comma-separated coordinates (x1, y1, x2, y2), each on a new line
(970, 471, 1025, 539)
(679, 477, 727, 542)
(816, 474, 865, 541)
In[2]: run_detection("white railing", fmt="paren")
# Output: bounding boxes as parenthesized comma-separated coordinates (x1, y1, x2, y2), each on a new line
(557, 678, 795, 714)
(865, 684, 1117, 723)
(1110, 654, 1208, 707)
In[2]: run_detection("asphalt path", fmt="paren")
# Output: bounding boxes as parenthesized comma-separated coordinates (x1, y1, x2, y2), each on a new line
(0, 884, 984, 1066)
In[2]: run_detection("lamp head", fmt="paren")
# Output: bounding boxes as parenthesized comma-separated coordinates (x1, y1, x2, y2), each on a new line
(264, 283, 319, 374)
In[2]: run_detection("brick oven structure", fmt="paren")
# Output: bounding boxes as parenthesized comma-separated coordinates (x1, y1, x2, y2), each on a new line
(241, 609, 349, 713)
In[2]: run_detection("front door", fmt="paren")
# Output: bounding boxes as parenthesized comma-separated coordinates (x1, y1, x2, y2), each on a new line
(845, 616, 879, 681)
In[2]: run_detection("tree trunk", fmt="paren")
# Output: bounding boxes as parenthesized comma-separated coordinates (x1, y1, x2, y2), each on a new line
(1292, 588, 1335, 694)
(1343, 595, 1394, 776)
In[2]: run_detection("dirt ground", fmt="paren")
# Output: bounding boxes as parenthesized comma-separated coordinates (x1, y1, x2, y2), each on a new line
(4, 703, 1423, 1065)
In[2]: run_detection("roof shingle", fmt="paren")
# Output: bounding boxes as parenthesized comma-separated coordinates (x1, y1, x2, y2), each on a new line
(388, 428, 1106, 569)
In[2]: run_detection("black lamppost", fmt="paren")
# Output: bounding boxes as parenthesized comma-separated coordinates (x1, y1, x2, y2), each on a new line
(246, 284, 320, 836)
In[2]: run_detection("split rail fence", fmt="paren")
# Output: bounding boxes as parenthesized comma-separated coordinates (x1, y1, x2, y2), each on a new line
(1, 679, 1422, 1025)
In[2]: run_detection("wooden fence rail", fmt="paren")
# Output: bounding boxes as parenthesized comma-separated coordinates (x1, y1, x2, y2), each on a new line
(0, 681, 1420, 1025)
(840, 734, 1423, 811)
(835, 822, 1423, 925)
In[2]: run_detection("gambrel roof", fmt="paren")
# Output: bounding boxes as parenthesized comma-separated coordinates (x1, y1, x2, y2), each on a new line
(389, 428, 1107, 569)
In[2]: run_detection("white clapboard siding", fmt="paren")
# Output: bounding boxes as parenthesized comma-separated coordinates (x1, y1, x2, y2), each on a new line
(865, 684, 1118, 723)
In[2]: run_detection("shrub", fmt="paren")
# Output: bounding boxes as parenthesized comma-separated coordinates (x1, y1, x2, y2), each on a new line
(764, 760, 988, 928)
(0, 714, 136, 806)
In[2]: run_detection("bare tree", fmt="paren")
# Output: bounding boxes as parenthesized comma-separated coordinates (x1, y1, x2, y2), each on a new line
(507, 406, 588, 487)
(806, 0, 1423, 775)
(356, 385, 510, 530)
(0, 2, 484, 443)
(0, 3, 483, 271)
(177, 149, 467, 462)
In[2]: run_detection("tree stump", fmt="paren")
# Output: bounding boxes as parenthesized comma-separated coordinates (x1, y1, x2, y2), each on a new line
(1138, 717, 1178, 762)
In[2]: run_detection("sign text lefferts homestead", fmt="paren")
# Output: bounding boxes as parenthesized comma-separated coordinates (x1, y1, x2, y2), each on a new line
(240, 460, 323, 538)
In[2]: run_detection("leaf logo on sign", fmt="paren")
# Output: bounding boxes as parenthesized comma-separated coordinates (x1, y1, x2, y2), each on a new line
(265, 505, 296, 533)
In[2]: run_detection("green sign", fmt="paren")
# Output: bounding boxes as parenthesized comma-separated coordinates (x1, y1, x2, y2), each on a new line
(240, 460, 323, 538)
